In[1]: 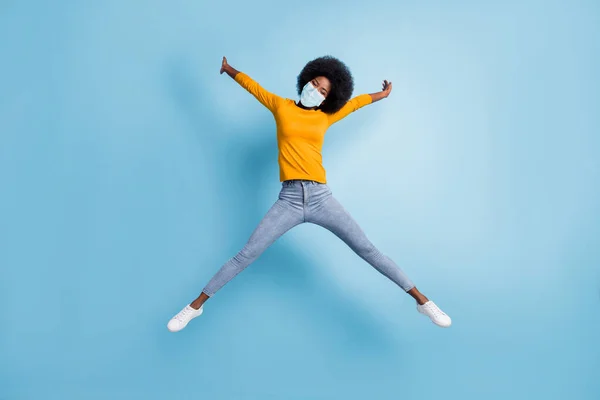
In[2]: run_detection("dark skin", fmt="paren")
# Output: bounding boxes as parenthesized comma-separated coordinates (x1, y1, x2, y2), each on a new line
(189, 57, 428, 310)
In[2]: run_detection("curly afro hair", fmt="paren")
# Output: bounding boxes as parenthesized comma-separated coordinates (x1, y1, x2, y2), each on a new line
(296, 55, 354, 114)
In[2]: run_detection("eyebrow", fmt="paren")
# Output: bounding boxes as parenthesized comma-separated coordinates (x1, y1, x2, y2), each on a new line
(314, 78, 328, 94)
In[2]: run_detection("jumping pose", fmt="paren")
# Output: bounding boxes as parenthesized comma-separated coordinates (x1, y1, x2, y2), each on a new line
(167, 56, 451, 332)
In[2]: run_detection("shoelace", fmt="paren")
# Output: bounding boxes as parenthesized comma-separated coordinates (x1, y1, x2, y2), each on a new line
(175, 307, 191, 322)
(424, 303, 445, 318)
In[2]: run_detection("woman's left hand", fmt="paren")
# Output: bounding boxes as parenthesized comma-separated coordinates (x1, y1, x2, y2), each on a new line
(381, 80, 392, 98)
(368, 80, 393, 103)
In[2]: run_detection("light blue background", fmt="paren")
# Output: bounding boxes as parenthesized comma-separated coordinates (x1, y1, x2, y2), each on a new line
(1, 0, 599, 399)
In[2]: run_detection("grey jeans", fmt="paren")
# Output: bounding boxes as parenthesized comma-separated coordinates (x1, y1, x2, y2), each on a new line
(202, 180, 415, 296)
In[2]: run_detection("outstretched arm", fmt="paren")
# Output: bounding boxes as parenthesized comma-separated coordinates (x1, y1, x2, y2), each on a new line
(369, 79, 392, 103)
(328, 79, 393, 125)
(220, 56, 283, 113)
(220, 56, 240, 79)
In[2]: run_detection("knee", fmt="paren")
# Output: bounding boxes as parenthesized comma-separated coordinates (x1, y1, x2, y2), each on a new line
(235, 244, 261, 263)
(355, 242, 381, 260)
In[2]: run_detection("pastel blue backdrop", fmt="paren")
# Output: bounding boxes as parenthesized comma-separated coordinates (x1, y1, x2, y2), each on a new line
(1, 0, 599, 399)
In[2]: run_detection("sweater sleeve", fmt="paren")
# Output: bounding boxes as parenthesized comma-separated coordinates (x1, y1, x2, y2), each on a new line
(234, 72, 284, 113)
(327, 94, 373, 126)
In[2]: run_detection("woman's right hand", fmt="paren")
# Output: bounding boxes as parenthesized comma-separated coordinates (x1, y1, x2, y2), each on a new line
(220, 57, 229, 74)
(220, 56, 239, 79)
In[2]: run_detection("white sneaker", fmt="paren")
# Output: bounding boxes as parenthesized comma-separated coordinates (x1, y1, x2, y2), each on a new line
(167, 305, 203, 332)
(417, 301, 451, 328)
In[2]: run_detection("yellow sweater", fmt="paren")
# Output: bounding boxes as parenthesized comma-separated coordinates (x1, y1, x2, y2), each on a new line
(235, 72, 372, 183)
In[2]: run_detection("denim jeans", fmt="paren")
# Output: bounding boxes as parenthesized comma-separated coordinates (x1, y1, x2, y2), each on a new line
(202, 180, 415, 296)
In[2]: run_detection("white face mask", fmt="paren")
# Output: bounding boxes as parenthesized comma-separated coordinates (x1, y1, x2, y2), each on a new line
(300, 81, 325, 108)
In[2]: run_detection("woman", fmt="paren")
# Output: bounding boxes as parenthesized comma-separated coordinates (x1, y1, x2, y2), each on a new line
(167, 55, 451, 332)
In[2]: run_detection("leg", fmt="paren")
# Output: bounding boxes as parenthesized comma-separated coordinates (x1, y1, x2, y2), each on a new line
(309, 195, 428, 304)
(190, 199, 303, 309)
